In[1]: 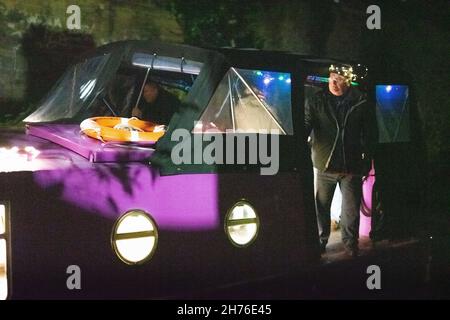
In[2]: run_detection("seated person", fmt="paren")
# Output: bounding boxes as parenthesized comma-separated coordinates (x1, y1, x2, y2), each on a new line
(131, 81, 180, 125)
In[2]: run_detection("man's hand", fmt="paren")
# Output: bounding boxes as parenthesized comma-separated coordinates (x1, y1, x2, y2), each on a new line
(131, 106, 142, 118)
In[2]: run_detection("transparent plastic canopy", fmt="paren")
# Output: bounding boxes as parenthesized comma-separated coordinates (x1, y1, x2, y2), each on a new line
(23, 46, 205, 124)
(24, 54, 113, 123)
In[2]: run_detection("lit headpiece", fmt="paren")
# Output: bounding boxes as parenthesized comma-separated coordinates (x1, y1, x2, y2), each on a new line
(329, 63, 369, 84)
(329, 64, 356, 84)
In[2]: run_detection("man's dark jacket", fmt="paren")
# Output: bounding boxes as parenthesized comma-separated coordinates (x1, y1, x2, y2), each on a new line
(305, 87, 378, 175)
(140, 89, 180, 125)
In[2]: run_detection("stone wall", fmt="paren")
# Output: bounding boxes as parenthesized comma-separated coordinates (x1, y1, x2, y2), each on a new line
(0, 0, 183, 120)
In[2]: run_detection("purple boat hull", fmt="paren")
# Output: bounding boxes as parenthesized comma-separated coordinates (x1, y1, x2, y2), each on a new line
(0, 128, 318, 299)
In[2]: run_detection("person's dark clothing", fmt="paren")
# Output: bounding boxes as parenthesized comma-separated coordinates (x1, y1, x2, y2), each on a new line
(327, 90, 350, 172)
(305, 86, 378, 253)
(315, 170, 362, 249)
(305, 87, 377, 175)
(139, 89, 180, 125)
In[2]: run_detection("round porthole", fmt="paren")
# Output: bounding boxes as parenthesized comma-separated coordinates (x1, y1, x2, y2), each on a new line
(111, 210, 158, 265)
(225, 201, 259, 247)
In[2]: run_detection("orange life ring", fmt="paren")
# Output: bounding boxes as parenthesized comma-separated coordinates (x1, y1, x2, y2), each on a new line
(80, 117, 166, 143)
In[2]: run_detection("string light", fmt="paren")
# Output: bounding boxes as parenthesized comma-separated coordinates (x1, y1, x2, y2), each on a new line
(263, 77, 273, 85)
(254, 70, 291, 84)
(329, 64, 357, 83)
(329, 63, 368, 85)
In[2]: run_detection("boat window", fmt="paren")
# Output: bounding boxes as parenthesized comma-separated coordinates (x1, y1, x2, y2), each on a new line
(194, 68, 293, 135)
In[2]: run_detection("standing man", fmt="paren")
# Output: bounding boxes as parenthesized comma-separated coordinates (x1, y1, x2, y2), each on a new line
(305, 64, 377, 257)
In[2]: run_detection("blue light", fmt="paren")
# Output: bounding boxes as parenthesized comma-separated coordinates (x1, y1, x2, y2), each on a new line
(285, 78, 291, 84)
(278, 75, 284, 81)
(307, 74, 359, 86)
(376, 85, 409, 107)
(256, 71, 263, 76)
(263, 77, 272, 85)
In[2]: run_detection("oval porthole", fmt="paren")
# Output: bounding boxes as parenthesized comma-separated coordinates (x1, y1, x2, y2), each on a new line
(225, 201, 259, 247)
(111, 210, 158, 265)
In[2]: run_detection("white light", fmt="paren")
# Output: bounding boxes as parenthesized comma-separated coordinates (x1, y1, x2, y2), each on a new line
(0, 239, 7, 300)
(115, 237, 156, 264)
(80, 79, 96, 100)
(0, 146, 43, 172)
(386, 85, 392, 93)
(263, 78, 272, 85)
(0, 205, 5, 235)
(112, 211, 158, 265)
(24, 146, 40, 159)
(285, 78, 291, 84)
(225, 201, 259, 247)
